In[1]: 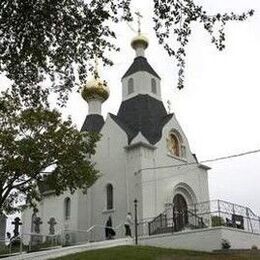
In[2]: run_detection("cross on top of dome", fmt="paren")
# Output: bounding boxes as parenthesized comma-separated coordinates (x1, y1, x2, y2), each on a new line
(131, 12, 149, 54)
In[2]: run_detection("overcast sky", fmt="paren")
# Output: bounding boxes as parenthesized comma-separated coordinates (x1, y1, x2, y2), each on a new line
(3, 0, 260, 232)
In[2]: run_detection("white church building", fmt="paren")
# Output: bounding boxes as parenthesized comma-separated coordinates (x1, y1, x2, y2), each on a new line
(22, 33, 260, 251)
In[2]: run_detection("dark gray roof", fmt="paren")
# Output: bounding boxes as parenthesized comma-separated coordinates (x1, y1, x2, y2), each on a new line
(122, 56, 160, 79)
(81, 114, 104, 133)
(110, 95, 173, 145)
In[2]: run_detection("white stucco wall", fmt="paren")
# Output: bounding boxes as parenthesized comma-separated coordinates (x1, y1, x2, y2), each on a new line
(87, 99, 102, 115)
(21, 190, 85, 244)
(86, 114, 138, 241)
(139, 227, 260, 252)
(137, 113, 210, 220)
(122, 72, 161, 101)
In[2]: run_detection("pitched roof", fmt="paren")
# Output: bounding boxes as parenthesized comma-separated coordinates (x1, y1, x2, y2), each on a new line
(111, 95, 173, 145)
(81, 114, 104, 133)
(122, 56, 160, 79)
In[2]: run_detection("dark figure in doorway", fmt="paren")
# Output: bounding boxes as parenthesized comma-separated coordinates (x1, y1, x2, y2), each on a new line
(124, 212, 133, 237)
(105, 216, 115, 239)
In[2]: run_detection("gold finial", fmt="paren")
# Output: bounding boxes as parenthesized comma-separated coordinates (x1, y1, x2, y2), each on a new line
(81, 56, 109, 102)
(135, 11, 143, 35)
(130, 11, 149, 52)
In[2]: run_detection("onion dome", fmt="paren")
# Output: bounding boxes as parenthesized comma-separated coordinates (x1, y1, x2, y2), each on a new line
(131, 34, 149, 50)
(81, 77, 109, 102)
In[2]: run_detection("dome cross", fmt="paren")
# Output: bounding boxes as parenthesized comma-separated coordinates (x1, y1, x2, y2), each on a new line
(135, 11, 143, 35)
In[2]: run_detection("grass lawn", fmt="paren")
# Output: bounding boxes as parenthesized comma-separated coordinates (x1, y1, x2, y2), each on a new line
(54, 245, 260, 260)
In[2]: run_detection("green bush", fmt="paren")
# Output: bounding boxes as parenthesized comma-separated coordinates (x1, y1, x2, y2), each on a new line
(221, 239, 231, 250)
(211, 215, 225, 227)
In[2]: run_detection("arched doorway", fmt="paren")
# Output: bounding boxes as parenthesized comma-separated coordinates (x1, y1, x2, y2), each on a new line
(173, 194, 188, 231)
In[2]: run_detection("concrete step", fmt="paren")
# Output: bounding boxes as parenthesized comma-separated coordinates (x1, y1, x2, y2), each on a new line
(3, 238, 133, 260)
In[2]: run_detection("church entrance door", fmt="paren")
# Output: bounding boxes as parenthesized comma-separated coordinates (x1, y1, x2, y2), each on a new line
(173, 194, 188, 231)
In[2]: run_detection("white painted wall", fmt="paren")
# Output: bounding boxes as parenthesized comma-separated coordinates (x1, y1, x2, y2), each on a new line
(87, 99, 102, 115)
(137, 113, 210, 220)
(86, 114, 134, 241)
(139, 227, 260, 252)
(122, 72, 161, 101)
(21, 190, 83, 244)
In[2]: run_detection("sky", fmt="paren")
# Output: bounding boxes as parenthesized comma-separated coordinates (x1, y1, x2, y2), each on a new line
(2, 0, 260, 233)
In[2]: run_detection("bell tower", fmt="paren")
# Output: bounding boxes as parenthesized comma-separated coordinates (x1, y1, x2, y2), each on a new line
(121, 16, 162, 102)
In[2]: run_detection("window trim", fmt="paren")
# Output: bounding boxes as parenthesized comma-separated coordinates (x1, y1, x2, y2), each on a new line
(106, 183, 114, 210)
(151, 78, 157, 94)
(128, 78, 134, 95)
(167, 130, 186, 159)
(64, 197, 71, 221)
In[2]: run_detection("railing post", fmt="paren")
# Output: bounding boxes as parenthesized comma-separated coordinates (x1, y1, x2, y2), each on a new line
(258, 217, 260, 234)
(160, 214, 162, 228)
(217, 200, 221, 226)
(20, 235, 23, 254)
(9, 239, 12, 255)
(194, 204, 197, 227)
(246, 207, 253, 232)
(134, 199, 138, 245)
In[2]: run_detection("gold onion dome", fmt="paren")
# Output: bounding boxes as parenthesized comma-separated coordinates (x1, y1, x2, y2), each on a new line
(81, 77, 109, 102)
(131, 34, 149, 50)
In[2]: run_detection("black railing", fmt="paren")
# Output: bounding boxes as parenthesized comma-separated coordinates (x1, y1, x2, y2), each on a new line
(186, 210, 207, 229)
(148, 213, 171, 235)
(147, 200, 260, 236)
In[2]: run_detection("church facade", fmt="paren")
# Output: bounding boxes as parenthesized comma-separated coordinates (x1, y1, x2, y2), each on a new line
(22, 34, 210, 243)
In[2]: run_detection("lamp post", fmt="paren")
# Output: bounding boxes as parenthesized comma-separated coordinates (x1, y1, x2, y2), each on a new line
(134, 199, 138, 245)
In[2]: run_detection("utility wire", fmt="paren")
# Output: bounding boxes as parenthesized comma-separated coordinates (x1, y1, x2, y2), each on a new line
(136, 148, 260, 175)
(139, 148, 260, 185)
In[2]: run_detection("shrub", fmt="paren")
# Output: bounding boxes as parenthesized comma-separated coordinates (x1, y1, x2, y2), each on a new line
(211, 215, 225, 227)
(221, 239, 231, 250)
(251, 245, 258, 250)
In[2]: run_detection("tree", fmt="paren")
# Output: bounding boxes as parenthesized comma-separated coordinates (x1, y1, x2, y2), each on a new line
(153, 0, 254, 89)
(0, 0, 254, 104)
(0, 90, 100, 214)
(0, 0, 131, 104)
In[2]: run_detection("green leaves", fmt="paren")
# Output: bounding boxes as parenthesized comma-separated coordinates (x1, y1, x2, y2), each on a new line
(0, 89, 100, 214)
(0, 0, 131, 105)
(153, 0, 254, 90)
(0, 0, 255, 97)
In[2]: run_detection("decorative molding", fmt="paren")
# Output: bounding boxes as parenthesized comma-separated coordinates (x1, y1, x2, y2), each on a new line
(198, 164, 211, 170)
(102, 209, 115, 214)
(124, 141, 157, 151)
(167, 153, 187, 162)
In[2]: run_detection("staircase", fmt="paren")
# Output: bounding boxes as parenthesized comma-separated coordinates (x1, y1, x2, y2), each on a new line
(4, 238, 133, 260)
(148, 207, 207, 236)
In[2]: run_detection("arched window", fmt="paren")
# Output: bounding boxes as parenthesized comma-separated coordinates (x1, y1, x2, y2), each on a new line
(170, 133, 180, 156)
(64, 197, 71, 220)
(30, 208, 38, 233)
(151, 78, 157, 94)
(167, 130, 186, 158)
(106, 184, 113, 210)
(128, 78, 134, 95)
